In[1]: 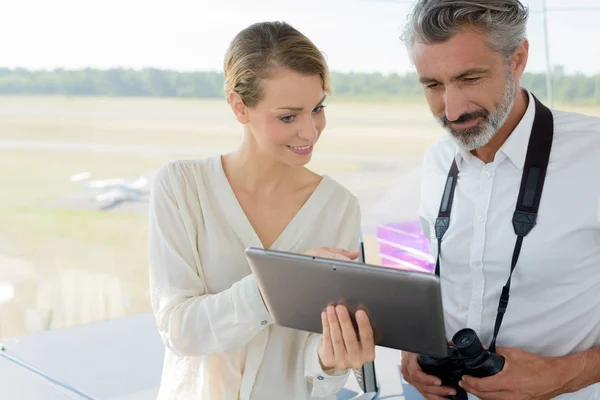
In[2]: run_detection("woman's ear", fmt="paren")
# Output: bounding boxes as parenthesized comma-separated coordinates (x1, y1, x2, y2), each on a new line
(228, 92, 250, 124)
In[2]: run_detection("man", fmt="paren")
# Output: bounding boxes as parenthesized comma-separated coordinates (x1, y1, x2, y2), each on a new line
(398, 1, 600, 399)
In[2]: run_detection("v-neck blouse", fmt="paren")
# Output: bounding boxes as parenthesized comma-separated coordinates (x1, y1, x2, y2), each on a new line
(211, 155, 334, 252)
(148, 156, 362, 400)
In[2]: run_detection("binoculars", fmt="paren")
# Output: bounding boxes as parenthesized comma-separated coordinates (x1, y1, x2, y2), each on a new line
(417, 328, 505, 400)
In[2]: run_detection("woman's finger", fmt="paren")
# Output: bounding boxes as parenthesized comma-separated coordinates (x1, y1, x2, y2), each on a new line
(327, 305, 346, 361)
(340, 250, 360, 259)
(355, 309, 375, 360)
(319, 311, 333, 365)
(336, 305, 361, 365)
(321, 247, 349, 254)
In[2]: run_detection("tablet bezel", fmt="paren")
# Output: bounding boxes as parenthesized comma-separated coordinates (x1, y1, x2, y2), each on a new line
(244, 247, 449, 358)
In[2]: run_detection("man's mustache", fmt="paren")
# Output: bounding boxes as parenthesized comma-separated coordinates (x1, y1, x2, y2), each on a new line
(440, 109, 489, 126)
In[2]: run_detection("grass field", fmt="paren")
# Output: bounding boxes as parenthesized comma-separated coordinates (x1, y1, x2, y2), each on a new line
(0, 95, 597, 338)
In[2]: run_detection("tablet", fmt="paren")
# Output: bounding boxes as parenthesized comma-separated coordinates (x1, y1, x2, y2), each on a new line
(244, 247, 449, 358)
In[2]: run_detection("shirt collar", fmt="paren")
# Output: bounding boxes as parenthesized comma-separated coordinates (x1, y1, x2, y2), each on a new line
(454, 89, 536, 170)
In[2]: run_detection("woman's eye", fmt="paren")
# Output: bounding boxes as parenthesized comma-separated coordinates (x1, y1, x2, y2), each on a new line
(281, 115, 295, 123)
(313, 105, 325, 113)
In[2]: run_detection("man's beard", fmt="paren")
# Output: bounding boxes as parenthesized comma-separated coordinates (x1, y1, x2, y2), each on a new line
(438, 70, 515, 151)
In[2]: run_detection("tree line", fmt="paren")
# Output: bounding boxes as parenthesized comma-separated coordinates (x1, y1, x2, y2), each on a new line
(1, 67, 599, 105)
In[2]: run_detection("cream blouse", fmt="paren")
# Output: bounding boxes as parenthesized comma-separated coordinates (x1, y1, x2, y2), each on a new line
(148, 155, 362, 399)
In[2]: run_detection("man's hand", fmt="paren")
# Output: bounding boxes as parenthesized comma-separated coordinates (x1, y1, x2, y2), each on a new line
(400, 351, 457, 399)
(459, 347, 574, 400)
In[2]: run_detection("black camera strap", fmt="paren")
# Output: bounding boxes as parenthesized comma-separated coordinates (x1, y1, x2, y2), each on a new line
(434, 93, 554, 353)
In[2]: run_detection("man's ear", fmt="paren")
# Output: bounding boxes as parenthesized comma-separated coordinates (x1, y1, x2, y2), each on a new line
(228, 92, 250, 124)
(511, 39, 529, 81)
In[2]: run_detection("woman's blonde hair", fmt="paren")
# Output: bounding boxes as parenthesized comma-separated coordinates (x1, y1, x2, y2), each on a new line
(223, 21, 331, 107)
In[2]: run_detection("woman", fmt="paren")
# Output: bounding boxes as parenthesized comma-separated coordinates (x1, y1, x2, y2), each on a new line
(148, 21, 375, 399)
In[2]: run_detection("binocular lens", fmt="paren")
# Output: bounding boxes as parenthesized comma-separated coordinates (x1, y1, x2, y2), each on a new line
(459, 335, 473, 345)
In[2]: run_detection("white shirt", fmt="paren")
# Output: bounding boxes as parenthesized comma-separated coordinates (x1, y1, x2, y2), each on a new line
(148, 156, 362, 400)
(418, 90, 600, 399)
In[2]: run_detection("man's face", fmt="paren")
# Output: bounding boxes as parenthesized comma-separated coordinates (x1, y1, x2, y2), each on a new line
(412, 29, 517, 151)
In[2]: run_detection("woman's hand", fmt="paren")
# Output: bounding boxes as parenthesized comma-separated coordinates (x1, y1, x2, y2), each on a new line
(303, 246, 360, 261)
(318, 304, 376, 371)
(303, 246, 375, 370)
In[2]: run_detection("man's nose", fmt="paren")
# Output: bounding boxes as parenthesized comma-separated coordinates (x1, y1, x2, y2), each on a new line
(444, 87, 470, 122)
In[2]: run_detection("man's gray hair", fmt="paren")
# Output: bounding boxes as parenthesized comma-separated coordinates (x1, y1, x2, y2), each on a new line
(401, 0, 529, 60)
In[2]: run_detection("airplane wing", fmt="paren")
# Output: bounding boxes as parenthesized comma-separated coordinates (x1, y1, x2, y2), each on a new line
(94, 190, 129, 203)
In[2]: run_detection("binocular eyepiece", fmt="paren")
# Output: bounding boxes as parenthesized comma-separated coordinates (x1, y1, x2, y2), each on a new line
(453, 328, 485, 358)
(417, 328, 505, 400)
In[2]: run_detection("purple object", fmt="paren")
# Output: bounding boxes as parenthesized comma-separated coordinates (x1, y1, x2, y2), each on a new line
(376, 220, 435, 273)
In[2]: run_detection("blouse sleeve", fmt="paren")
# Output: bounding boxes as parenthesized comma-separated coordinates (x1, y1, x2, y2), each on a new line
(148, 163, 273, 357)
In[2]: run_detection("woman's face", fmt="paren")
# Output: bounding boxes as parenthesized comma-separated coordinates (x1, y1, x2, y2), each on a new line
(231, 67, 327, 167)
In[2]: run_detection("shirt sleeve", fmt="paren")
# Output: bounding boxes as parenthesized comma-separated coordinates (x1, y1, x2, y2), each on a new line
(303, 333, 351, 397)
(148, 163, 273, 357)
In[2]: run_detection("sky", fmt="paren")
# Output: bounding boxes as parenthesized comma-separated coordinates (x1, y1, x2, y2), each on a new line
(2, 0, 599, 75)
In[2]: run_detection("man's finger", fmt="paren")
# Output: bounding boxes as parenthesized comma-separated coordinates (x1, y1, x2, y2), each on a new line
(462, 374, 508, 393)
(400, 361, 412, 384)
(420, 384, 458, 398)
(459, 381, 505, 400)
(422, 394, 453, 400)
(411, 369, 443, 387)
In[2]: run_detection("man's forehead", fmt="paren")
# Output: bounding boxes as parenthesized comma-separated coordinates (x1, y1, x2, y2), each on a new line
(412, 32, 498, 79)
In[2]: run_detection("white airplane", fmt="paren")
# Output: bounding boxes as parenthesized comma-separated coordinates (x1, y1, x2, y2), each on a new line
(70, 172, 150, 206)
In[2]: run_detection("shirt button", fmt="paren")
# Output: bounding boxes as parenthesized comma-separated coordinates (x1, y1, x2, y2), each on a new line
(261, 320, 268, 325)
(477, 216, 485, 222)
(317, 375, 325, 380)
